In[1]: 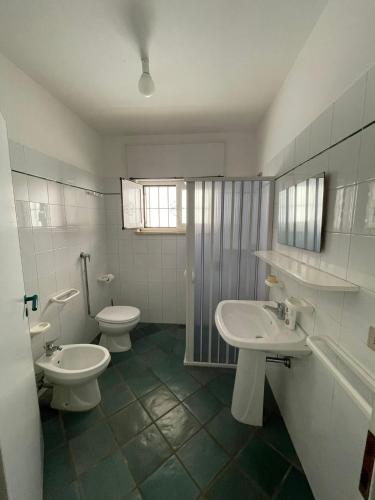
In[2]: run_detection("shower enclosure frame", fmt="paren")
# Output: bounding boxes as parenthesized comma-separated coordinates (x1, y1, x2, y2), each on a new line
(184, 176, 274, 367)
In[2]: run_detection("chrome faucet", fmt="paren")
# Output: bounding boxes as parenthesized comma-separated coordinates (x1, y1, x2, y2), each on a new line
(263, 301, 286, 320)
(45, 341, 62, 357)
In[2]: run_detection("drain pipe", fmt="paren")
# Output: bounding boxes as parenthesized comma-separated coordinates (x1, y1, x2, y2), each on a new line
(80, 252, 94, 317)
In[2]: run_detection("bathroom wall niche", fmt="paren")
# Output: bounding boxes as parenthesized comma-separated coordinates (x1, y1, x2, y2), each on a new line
(278, 172, 325, 252)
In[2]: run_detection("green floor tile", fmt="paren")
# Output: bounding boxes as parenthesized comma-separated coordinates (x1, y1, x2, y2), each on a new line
(276, 467, 314, 500)
(133, 337, 156, 354)
(126, 369, 162, 397)
(156, 404, 200, 450)
(43, 446, 75, 496)
(236, 436, 289, 496)
(122, 424, 172, 482)
(183, 388, 222, 424)
(110, 349, 135, 365)
(258, 414, 299, 466)
(177, 429, 229, 488)
(207, 374, 235, 406)
(172, 339, 186, 361)
(141, 385, 179, 420)
(140, 348, 170, 370)
(188, 367, 220, 386)
(98, 366, 123, 392)
(44, 481, 80, 500)
(79, 450, 135, 500)
(127, 489, 143, 500)
(140, 455, 199, 500)
(206, 463, 265, 500)
(100, 383, 136, 416)
(69, 422, 117, 474)
(116, 355, 147, 378)
(109, 401, 152, 445)
(151, 355, 185, 383)
(62, 407, 104, 439)
(206, 407, 252, 455)
(165, 372, 201, 401)
(43, 415, 65, 452)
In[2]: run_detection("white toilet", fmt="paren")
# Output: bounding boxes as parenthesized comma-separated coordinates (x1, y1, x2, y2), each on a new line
(95, 305, 141, 352)
(36, 344, 110, 411)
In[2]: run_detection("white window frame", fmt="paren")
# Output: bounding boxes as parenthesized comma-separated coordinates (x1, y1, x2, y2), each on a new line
(136, 179, 186, 234)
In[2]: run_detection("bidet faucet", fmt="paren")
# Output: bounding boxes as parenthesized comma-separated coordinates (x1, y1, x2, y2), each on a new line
(45, 341, 62, 357)
(263, 301, 286, 320)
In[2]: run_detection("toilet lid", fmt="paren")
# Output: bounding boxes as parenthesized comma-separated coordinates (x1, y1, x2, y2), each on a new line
(95, 306, 140, 324)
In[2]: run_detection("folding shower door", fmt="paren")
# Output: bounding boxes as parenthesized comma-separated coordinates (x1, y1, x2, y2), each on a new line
(185, 179, 273, 366)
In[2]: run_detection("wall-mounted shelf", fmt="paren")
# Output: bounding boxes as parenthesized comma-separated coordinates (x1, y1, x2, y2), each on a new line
(254, 250, 359, 292)
(30, 322, 50, 337)
(50, 289, 80, 304)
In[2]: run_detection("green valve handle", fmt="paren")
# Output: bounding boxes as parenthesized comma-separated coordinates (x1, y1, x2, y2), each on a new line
(24, 294, 38, 312)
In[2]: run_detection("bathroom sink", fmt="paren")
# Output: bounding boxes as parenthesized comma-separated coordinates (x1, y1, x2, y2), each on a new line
(214, 300, 311, 427)
(215, 300, 309, 356)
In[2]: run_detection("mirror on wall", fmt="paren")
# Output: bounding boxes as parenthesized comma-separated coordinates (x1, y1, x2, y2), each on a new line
(278, 172, 325, 252)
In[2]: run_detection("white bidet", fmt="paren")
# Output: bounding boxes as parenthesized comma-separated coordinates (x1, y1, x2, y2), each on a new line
(36, 344, 110, 411)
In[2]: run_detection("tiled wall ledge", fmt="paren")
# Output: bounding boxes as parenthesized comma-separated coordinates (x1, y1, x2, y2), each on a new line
(255, 250, 359, 292)
(9, 140, 105, 193)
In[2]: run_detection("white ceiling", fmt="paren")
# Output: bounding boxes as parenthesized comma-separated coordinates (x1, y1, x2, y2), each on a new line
(0, 0, 327, 135)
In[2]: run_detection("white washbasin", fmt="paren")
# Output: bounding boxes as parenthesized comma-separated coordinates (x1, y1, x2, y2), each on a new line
(214, 300, 311, 427)
(215, 300, 309, 356)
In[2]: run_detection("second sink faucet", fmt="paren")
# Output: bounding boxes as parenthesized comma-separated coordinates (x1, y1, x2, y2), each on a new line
(45, 341, 62, 357)
(263, 301, 286, 320)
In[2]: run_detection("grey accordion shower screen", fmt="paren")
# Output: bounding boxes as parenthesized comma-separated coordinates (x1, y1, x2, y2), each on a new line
(188, 179, 273, 365)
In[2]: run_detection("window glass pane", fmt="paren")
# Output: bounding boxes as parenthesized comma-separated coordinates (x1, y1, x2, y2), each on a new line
(149, 186, 159, 208)
(159, 208, 169, 227)
(149, 208, 159, 227)
(144, 186, 150, 211)
(181, 186, 187, 209)
(169, 209, 177, 227)
(159, 187, 168, 208)
(168, 186, 176, 209)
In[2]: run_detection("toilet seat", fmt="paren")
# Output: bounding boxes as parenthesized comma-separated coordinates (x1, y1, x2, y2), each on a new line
(95, 306, 140, 324)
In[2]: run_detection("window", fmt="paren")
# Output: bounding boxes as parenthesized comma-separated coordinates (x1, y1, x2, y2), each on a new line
(121, 178, 186, 233)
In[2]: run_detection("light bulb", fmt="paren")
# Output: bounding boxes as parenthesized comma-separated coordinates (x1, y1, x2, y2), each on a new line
(138, 72, 155, 97)
(138, 58, 155, 97)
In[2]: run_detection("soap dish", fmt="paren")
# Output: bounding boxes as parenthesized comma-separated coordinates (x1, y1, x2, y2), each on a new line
(30, 322, 51, 336)
(265, 278, 284, 289)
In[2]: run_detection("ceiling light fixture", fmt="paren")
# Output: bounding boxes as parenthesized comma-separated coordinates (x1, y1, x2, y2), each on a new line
(138, 57, 155, 97)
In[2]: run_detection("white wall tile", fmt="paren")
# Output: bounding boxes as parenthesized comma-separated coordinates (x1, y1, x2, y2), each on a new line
(319, 233, 350, 279)
(12, 172, 29, 201)
(27, 176, 48, 203)
(162, 253, 177, 269)
(49, 205, 66, 227)
(35, 251, 55, 278)
(357, 126, 375, 182)
(33, 228, 52, 253)
(15, 201, 32, 227)
(30, 202, 50, 227)
(325, 185, 356, 233)
(347, 234, 375, 290)
(352, 180, 375, 235)
(328, 134, 360, 188)
(47, 180, 64, 204)
(331, 76, 366, 144)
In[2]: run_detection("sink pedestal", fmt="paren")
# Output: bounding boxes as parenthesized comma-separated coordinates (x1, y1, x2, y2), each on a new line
(231, 349, 266, 426)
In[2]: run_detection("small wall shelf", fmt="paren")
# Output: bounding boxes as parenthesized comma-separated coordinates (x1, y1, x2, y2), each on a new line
(254, 250, 359, 292)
